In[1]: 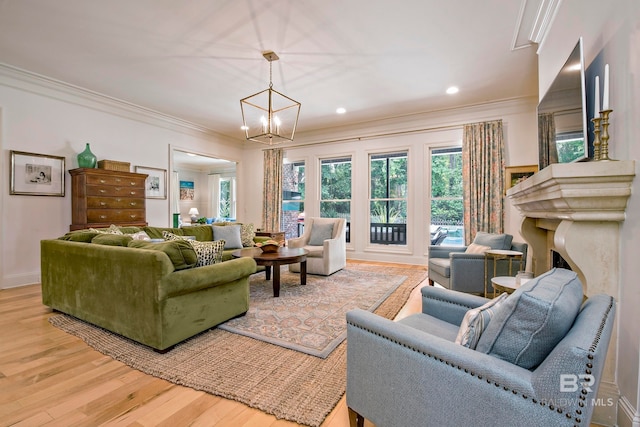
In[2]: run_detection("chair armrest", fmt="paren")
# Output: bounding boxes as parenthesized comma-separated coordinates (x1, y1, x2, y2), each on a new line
(428, 245, 466, 259)
(346, 309, 535, 426)
(421, 286, 489, 325)
(287, 235, 307, 248)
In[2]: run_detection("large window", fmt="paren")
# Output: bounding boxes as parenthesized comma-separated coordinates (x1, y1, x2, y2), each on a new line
(320, 157, 351, 242)
(369, 152, 408, 245)
(430, 147, 463, 246)
(282, 161, 305, 239)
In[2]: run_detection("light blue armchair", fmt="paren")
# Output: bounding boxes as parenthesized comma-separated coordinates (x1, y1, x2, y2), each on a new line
(428, 232, 528, 294)
(346, 269, 615, 427)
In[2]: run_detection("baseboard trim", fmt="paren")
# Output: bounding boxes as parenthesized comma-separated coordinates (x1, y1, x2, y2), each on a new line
(617, 394, 640, 427)
(2, 272, 40, 289)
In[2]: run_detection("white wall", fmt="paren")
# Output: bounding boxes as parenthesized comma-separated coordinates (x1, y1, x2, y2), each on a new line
(540, 1, 639, 425)
(240, 98, 538, 265)
(0, 67, 243, 288)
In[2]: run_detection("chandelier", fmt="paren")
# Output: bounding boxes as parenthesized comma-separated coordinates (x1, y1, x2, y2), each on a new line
(240, 51, 301, 145)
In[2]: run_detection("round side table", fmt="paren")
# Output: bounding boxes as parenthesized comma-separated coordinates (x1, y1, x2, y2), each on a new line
(484, 249, 524, 298)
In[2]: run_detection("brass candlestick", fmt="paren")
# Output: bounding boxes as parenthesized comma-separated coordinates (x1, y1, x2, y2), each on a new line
(591, 116, 602, 161)
(599, 109, 613, 161)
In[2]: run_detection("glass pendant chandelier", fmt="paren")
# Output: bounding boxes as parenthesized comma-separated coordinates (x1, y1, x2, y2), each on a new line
(240, 51, 301, 145)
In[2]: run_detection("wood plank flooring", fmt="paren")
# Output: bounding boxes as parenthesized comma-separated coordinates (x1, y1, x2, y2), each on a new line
(0, 261, 427, 427)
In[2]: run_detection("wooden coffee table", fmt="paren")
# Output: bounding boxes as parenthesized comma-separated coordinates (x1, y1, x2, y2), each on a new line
(231, 247, 309, 297)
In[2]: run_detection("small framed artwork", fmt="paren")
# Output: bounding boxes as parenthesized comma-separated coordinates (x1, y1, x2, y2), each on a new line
(505, 165, 539, 193)
(180, 180, 195, 200)
(10, 150, 65, 196)
(135, 166, 167, 199)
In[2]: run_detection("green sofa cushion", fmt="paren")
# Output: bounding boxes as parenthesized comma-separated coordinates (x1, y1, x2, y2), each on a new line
(59, 230, 100, 242)
(92, 234, 133, 246)
(181, 225, 214, 241)
(117, 226, 143, 234)
(128, 240, 197, 270)
(143, 226, 184, 239)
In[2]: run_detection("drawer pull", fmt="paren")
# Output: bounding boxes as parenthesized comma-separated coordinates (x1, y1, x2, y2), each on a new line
(99, 189, 106, 194)
(99, 179, 106, 184)
(100, 202, 107, 206)
(115, 187, 122, 191)
(99, 215, 107, 220)
(130, 191, 137, 195)
(130, 215, 137, 219)
(115, 178, 122, 183)
(130, 202, 137, 206)
(116, 198, 122, 202)
(130, 181, 136, 186)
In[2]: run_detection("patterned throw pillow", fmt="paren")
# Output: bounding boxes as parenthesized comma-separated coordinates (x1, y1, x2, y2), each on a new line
(189, 239, 226, 266)
(455, 292, 508, 349)
(162, 231, 225, 266)
(90, 224, 124, 235)
(240, 223, 256, 247)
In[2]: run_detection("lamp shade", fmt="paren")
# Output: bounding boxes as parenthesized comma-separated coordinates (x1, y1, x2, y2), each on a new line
(188, 208, 199, 222)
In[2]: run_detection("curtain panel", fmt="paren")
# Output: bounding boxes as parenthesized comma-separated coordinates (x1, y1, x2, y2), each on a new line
(462, 119, 505, 244)
(262, 148, 283, 231)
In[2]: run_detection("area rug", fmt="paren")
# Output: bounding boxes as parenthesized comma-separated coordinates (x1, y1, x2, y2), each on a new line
(48, 263, 427, 427)
(219, 267, 406, 358)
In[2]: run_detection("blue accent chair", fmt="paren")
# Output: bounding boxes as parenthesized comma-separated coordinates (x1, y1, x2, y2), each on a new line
(428, 232, 528, 294)
(346, 273, 615, 427)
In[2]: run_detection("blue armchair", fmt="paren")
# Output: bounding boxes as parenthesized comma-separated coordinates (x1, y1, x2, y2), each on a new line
(346, 269, 615, 427)
(428, 232, 528, 294)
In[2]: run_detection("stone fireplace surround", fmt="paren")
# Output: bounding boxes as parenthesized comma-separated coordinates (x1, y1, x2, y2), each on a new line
(507, 160, 635, 424)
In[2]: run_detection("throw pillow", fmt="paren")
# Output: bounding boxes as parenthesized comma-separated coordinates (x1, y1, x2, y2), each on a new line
(473, 232, 513, 250)
(90, 224, 124, 235)
(59, 230, 100, 242)
(163, 231, 225, 266)
(126, 230, 151, 241)
(455, 293, 508, 349)
(308, 222, 334, 246)
(91, 234, 133, 246)
(212, 224, 243, 249)
(128, 240, 198, 270)
(475, 268, 584, 369)
(240, 223, 256, 247)
(465, 243, 491, 254)
(188, 239, 226, 266)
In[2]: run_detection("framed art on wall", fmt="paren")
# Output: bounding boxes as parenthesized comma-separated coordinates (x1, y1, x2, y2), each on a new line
(504, 165, 538, 194)
(179, 180, 194, 200)
(10, 150, 66, 196)
(135, 166, 167, 199)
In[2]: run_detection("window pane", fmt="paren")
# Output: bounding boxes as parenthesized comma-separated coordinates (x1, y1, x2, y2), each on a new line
(282, 161, 305, 239)
(430, 147, 464, 246)
(321, 160, 351, 200)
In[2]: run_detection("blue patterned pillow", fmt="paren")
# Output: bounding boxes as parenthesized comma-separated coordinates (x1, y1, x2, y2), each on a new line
(455, 293, 508, 349)
(476, 268, 584, 369)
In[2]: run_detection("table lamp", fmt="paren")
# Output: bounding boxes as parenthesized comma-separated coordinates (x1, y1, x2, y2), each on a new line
(188, 208, 199, 223)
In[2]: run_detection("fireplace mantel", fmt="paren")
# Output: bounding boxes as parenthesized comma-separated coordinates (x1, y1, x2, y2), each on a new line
(507, 160, 635, 422)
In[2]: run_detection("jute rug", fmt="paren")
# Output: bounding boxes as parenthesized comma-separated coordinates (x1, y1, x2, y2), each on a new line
(49, 263, 427, 427)
(219, 267, 406, 358)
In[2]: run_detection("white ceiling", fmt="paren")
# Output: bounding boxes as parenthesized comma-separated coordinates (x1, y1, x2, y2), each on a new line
(0, 0, 539, 141)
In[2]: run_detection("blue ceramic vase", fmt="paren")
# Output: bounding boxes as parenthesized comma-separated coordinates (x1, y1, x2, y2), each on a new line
(77, 143, 97, 168)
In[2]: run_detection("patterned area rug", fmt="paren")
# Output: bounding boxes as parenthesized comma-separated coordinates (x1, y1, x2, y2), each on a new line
(49, 263, 426, 427)
(219, 267, 406, 357)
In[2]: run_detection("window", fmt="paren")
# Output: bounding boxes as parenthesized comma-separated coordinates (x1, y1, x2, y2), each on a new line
(430, 147, 463, 246)
(282, 161, 305, 239)
(556, 131, 585, 163)
(320, 157, 351, 242)
(369, 152, 407, 245)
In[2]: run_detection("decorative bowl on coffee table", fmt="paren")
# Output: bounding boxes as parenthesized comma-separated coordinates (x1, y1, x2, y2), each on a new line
(259, 243, 280, 253)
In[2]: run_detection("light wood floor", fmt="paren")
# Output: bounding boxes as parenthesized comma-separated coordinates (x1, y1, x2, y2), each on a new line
(0, 261, 428, 427)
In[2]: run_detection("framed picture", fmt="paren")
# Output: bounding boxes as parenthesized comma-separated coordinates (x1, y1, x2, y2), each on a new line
(180, 180, 195, 200)
(10, 150, 65, 196)
(135, 166, 167, 199)
(505, 165, 538, 193)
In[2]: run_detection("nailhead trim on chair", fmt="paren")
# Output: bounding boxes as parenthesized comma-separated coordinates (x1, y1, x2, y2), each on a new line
(423, 295, 477, 310)
(348, 295, 614, 427)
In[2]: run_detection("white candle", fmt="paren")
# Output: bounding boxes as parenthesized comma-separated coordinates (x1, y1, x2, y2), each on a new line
(594, 75, 600, 117)
(602, 64, 610, 110)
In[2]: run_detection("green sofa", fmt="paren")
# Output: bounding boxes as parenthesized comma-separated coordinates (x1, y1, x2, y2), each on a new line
(41, 225, 261, 351)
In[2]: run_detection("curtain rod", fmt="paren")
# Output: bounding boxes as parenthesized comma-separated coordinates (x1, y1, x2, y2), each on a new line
(262, 123, 464, 151)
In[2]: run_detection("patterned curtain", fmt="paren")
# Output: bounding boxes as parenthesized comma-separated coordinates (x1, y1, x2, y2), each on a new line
(262, 148, 283, 231)
(462, 120, 505, 244)
(538, 113, 557, 169)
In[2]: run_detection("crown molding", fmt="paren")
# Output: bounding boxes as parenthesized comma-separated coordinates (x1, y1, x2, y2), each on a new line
(512, 0, 562, 51)
(0, 62, 238, 144)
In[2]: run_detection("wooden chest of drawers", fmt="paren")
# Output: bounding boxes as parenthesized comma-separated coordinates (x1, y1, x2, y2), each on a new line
(69, 168, 148, 231)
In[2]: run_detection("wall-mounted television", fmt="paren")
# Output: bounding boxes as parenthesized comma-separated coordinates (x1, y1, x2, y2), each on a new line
(537, 37, 589, 169)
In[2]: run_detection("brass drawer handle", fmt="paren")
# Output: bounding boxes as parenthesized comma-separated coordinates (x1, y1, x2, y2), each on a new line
(99, 179, 106, 184)
(100, 202, 107, 206)
(130, 214, 137, 219)
(130, 202, 137, 206)
(99, 189, 106, 194)
(130, 181, 136, 186)
(115, 178, 122, 183)
(99, 215, 107, 220)
(130, 191, 137, 195)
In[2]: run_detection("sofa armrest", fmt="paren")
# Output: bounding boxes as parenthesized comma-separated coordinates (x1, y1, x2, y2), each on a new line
(287, 235, 307, 248)
(421, 286, 489, 325)
(160, 257, 257, 299)
(428, 245, 466, 259)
